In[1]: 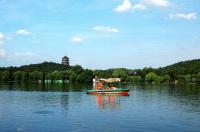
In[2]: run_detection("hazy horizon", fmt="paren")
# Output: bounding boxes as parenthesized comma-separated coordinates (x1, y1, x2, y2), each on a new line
(0, 0, 200, 69)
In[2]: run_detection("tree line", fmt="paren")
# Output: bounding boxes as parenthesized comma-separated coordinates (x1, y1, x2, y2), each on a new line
(1, 59, 200, 84)
(0, 65, 93, 83)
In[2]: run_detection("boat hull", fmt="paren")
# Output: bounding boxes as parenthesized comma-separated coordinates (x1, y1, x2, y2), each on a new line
(86, 88, 129, 96)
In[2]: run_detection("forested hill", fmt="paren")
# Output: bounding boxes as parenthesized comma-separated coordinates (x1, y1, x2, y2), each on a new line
(158, 59, 200, 75)
(0, 59, 200, 83)
(1, 59, 200, 74)
(0, 62, 68, 72)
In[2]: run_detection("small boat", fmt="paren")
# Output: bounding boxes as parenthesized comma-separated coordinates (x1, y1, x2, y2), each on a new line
(86, 88, 129, 96)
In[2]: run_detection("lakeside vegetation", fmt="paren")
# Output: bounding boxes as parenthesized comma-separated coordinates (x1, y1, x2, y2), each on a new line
(0, 59, 200, 84)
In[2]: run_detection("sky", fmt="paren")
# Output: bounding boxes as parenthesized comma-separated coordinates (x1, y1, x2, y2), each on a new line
(0, 0, 200, 69)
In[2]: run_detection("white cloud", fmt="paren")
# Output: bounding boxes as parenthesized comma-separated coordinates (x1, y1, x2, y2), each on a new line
(0, 47, 5, 58)
(143, 0, 170, 7)
(5, 36, 12, 40)
(132, 3, 146, 10)
(92, 26, 119, 33)
(0, 33, 5, 44)
(16, 29, 33, 35)
(114, 0, 169, 13)
(0, 33, 6, 57)
(71, 37, 83, 43)
(0, 33, 12, 42)
(169, 12, 197, 20)
(114, 0, 132, 13)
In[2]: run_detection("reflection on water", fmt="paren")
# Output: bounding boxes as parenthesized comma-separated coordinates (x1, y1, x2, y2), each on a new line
(0, 82, 200, 132)
(95, 95, 121, 110)
(0, 82, 92, 91)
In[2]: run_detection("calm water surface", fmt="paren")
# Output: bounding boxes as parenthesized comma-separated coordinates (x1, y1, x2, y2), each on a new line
(0, 83, 200, 132)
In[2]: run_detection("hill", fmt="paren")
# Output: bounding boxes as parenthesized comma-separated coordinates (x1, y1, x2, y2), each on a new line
(0, 62, 69, 73)
(0, 59, 200, 83)
(158, 59, 200, 75)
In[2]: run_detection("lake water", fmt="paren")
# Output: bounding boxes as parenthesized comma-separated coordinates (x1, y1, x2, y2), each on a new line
(0, 83, 200, 132)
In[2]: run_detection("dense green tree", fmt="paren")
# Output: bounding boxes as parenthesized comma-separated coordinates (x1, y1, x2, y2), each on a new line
(197, 72, 200, 83)
(29, 71, 43, 81)
(102, 69, 113, 78)
(76, 69, 93, 83)
(112, 69, 128, 81)
(184, 75, 191, 83)
(45, 72, 53, 80)
(1, 59, 200, 84)
(69, 72, 77, 82)
(126, 76, 142, 82)
(70, 65, 83, 74)
(60, 71, 69, 80)
(0, 71, 11, 81)
(22, 72, 29, 81)
(141, 68, 157, 78)
(145, 72, 159, 83)
(177, 75, 185, 84)
(13, 71, 23, 81)
(163, 75, 171, 83)
(93, 70, 104, 78)
(51, 71, 60, 80)
(190, 75, 197, 83)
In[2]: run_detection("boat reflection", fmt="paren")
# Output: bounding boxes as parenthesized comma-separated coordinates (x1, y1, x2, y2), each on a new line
(95, 94, 127, 111)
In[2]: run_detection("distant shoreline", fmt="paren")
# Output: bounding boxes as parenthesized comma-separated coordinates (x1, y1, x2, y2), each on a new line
(0, 59, 200, 84)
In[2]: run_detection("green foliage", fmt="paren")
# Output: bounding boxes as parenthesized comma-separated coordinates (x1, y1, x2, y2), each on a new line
(93, 70, 104, 78)
(162, 75, 171, 83)
(145, 72, 167, 83)
(76, 69, 93, 83)
(112, 69, 128, 81)
(70, 65, 83, 74)
(159, 59, 200, 75)
(69, 72, 77, 82)
(22, 72, 28, 81)
(93, 69, 113, 78)
(20, 62, 68, 72)
(145, 72, 158, 83)
(197, 72, 200, 83)
(0, 71, 11, 81)
(0, 59, 200, 84)
(126, 76, 142, 82)
(29, 71, 43, 81)
(13, 71, 23, 81)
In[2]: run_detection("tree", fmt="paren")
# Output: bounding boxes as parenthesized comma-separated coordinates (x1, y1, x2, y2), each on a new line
(51, 71, 60, 80)
(13, 71, 23, 81)
(145, 72, 159, 83)
(163, 75, 170, 83)
(93, 70, 104, 78)
(21, 72, 28, 81)
(184, 75, 191, 83)
(0, 71, 11, 81)
(70, 65, 83, 74)
(45, 72, 53, 80)
(197, 72, 200, 84)
(112, 69, 127, 81)
(60, 71, 69, 80)
(76, 69, 93, 83)
(29, 71, 43, 81)
(126, 76, 142, 82)
(190, 75, 197, 83)
(69, 72, 77, 83)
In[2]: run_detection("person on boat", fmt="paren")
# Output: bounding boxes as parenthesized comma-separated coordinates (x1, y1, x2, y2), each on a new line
(106, 83, 111, 90)
(96, 81, 103, 90)
(111, 84, 117, 90)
